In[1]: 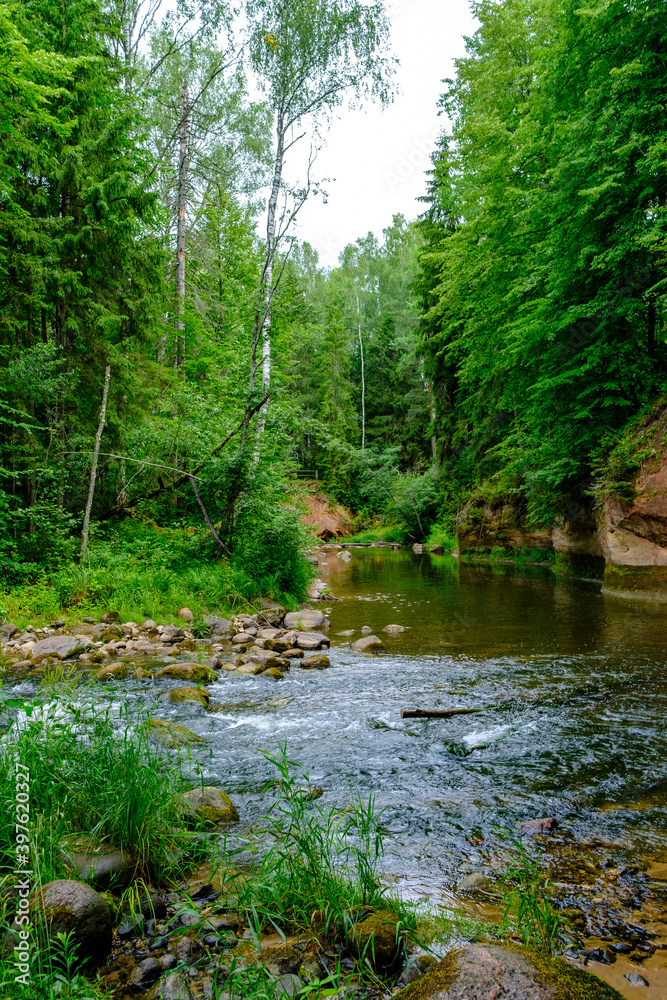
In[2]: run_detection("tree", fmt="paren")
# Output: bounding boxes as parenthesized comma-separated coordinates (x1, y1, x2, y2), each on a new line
(240, 0, 395, 457)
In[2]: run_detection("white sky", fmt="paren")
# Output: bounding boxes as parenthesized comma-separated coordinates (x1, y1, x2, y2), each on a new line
(292, 0, 477, 267)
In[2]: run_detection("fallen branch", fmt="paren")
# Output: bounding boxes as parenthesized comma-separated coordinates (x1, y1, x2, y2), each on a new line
(80, 365, 111, 562)
(99, 394, 269, 519)
(189, 475, 231, 556)
(400, 708, 481, 719)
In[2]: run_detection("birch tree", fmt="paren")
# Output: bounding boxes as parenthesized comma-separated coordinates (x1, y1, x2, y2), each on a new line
(241, 0, 394, 457)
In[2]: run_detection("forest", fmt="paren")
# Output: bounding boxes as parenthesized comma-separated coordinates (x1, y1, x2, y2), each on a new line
(1, 0, 666, 616)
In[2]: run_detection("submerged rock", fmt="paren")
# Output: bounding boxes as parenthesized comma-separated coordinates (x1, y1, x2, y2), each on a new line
(155, 663, 216, 683)
(95, 661, 129, 681)
(392, 945, 625, 1000)
(168, 686, 210, 707)
(518, 817, 559, 834)
(350, 635, 385, 653)
(383, 624, 405, 634)
(458, 872, 491, 891)
(149, 719, 205, 748)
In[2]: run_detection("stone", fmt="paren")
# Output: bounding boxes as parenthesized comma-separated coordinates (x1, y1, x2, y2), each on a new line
(96, 662, 129, 681)
(149, 719, 205, 748)
(336, 549, 352, 562)
(180, 786, 239, 825)
(117, 913, 145, 938)
(142, 619, 157, 630)
(31, 880, 112, 964)
(263, 667, 284, 680)
(274, 974, 304, 997)
(155, 663, 217, 682)
(30, 635, 90, 661)
(383, 624, 405, 634)
(392, 945, 625, 1000)
(168, 686, 210, 707)
(295, 631, 330, 650)
(282, 648, 304, 658)
(297, 654, 330, 670)
(350, 635, 385, 653)
(624, 972, 649, 986)
(61, 837, 131, 889)
(128, 957, 161, 988)
(159, 954, 178, 971)
(176, 935, 193, 959)
(397, 955, 438, 986)
(204, 616, 232, 634)
(517, 817, 558, 834)
(232, 632, 255, 644)
(458, 872, 490, 891)
(430, 545, 445, 554)
(242, 650, 287, 669)
(283, 610, 327, 630)
(102, 611, 121, 623)
(335, 630, 354, 636)
(146, 970, 193, 1000)
(0, 624, 18, 638)
(412, 543, 424, 553)
(179, 608, 194, 622)
(361, 625, 373, 634)
(161, 625, 186, 645)
(349, 912, 403, 969)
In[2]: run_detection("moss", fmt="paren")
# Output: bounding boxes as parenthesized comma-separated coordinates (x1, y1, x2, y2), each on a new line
(393, 951, 459, 1000)
(513, 946, 625, 1000)
(603, 564, 667, 595)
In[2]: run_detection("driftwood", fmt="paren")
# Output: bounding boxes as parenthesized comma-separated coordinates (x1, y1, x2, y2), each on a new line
(400, 708, 481, 719)
(99, 394, 269, 519)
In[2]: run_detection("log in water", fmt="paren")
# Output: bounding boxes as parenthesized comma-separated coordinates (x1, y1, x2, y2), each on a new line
(400, 708, 481, 719)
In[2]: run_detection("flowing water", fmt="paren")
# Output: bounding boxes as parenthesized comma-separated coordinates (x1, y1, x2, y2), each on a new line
(5, 547, 667, 996)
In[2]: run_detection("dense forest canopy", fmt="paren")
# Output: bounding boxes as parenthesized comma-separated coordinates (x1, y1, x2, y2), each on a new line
(0, 0, 666, 606)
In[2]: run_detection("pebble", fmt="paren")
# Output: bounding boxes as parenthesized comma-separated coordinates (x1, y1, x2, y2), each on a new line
(625, 972, 649, 986)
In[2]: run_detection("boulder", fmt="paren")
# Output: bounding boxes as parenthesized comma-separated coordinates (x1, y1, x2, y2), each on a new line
(30, 635, 90, 661)
(298, 654, 330, 670)
(95, 662, 129, 681)
(168, 686, 210, 707)
(383, 624, 405, 634)
(204, 616, 232, 635)
(155, 663, 216, 683)
(392, 944, 625, 1000)
(178, 608, 194, 622)
(31, 880, 112, 964)
(350, 635, 385, 653)
(160, 625, 186, 645)
(181, 786, 239, 825)
(142, 619, 157, 630)
(263, 667, 284, 680)
(149, 719, 205, 748)
(283, 648, 304, 658)
(60, 837, 131, 889)
(146, 970, 193, 1000)
(283, 610, 327, 630)
(295, 631, 330, 650)
(232, 631, 255, 644)
(349, 912, 403, 969)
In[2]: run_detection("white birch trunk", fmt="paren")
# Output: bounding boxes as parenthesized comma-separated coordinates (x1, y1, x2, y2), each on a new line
(80, 365, 111, 562)
(174, 76, 188, 368)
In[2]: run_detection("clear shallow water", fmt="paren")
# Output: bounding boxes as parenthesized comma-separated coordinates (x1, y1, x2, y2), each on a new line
(6, 548, 667, 901)
(175, 549, 667, 895)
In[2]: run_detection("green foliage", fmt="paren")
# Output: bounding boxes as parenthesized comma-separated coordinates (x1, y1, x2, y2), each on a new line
(499, 840, 573, 954)
(235, 746, 412, 946)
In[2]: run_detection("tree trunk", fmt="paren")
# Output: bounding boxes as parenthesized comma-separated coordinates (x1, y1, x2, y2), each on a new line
(174, 76, 188, 368)
(80, 365, 111, 562)
(242, 116, 284, 457)
(356, 288, 365, 450)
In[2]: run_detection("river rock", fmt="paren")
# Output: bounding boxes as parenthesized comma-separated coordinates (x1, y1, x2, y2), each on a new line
(383, 624, 405, 634)
(60, 837, 131, 889)
(160, 625, 186, 644)
(282, 648, 304, 658)
(392, 944, 625, 1000)
(361, 625, 372, 634)
(413, 543, 424, 553)
(283, 610, 326, 630)
(31, 880, 112, 963)
(349, 912, 403, 969)
(178, 607, 194, 622)
(96, 661, 129, 681)
(336, 549, 352, 562)
(458, 872, 490, 890)
(430, 545, 445, 554)
(155, 663, 216, 682)
(232, 631, 255, 644)
(295, 631, 330, 650)
(102, 611, 121, 623)
(149, 719, 205, 748)
(298, 654, 330, 670)
(350, 635, 385, 653)
(128, 957, 161, 989)
(30, 635, 90, 661)
(518, 817, 558, 834)
(274, 974, 304, 997)
(142, 619, 157, 630)
(204, 616, 232, 634)
(263, 667, 284, 680)
(168, 686, 210, 707)
(180, 787, 239, 825)
(625, 972, 649, 986)
(146, 970, 193, 1000)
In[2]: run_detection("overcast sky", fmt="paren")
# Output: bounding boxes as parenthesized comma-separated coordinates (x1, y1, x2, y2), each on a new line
(291, 0, 477, 267)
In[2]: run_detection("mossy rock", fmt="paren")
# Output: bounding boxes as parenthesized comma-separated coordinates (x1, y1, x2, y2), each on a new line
(393, 944, 625, 1000)
(180, 786, 239, 826)
(155, 663, 217, 683)
(262, 667, 284, 680)
(349, 911, 404, 969)
(149, 718, 205, 748)
(167, 686, 210, 707)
